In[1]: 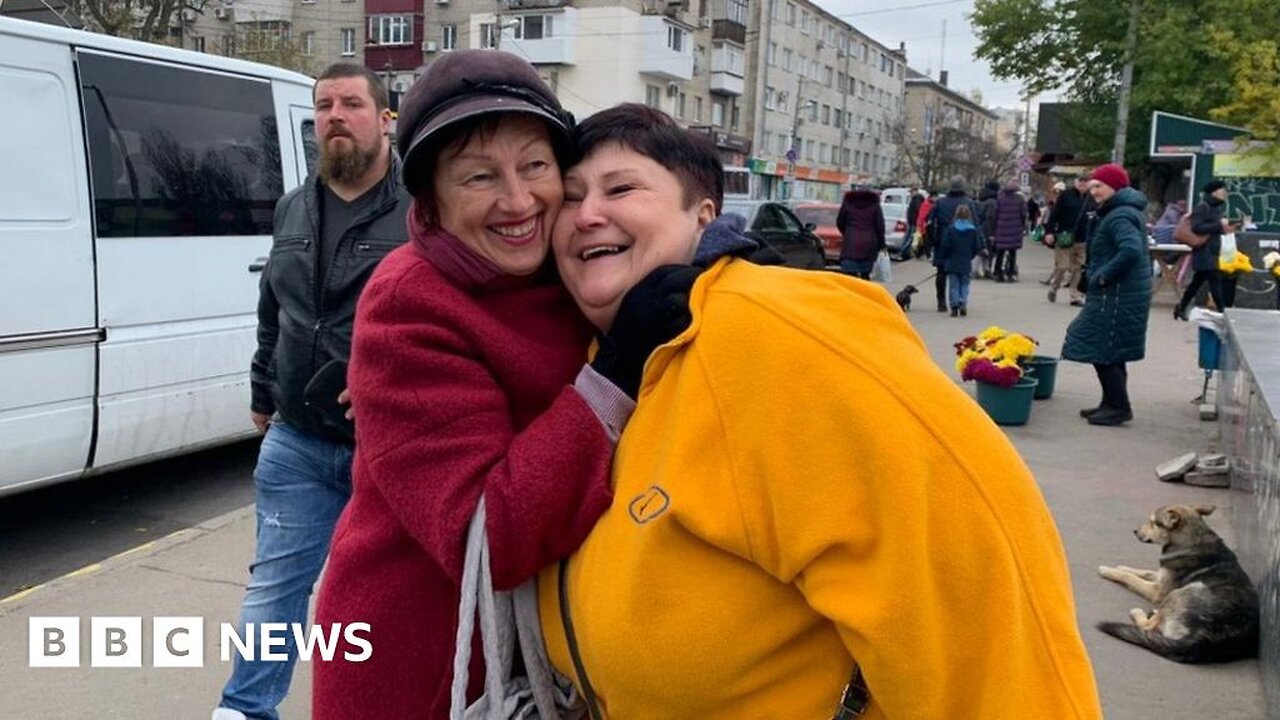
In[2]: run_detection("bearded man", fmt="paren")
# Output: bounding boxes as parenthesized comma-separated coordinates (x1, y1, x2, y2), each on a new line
(213, 63, 411, 720)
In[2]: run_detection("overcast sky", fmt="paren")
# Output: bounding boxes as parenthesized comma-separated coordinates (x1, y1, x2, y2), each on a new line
(817, 0, 1031, 110)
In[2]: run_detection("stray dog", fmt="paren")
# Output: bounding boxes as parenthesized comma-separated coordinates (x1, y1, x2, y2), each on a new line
(894, 284, 918, 311)
(1097, 504, 1259, 663)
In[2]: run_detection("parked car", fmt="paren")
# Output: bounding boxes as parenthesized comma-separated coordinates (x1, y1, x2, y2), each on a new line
(878, 187, 912, 254)
(721, 200, 826, 270)
(791, 202, 842, 263)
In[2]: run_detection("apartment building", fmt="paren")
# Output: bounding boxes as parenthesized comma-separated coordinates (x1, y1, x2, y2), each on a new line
(745, 0, 906, 201)
(899, 68, 1000, 189)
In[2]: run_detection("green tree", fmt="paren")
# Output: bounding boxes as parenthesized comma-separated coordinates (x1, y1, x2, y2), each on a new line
(1207, 11, 1280, 172)
(971, 0, 1280, 171)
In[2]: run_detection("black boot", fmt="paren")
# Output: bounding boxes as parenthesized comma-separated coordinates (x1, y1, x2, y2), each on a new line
(1173, 304, 1188, 321)
(1087, 407, 1133, 426)
(1079, 405, 1106, 418)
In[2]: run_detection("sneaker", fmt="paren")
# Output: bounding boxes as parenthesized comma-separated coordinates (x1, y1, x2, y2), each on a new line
(1087, 407, 1133, 426)
(1047, 288, 1057, 303)
(212, 709, 248, 720)
(959, 306, 967, 317)
(1070, 299, 1084, 307)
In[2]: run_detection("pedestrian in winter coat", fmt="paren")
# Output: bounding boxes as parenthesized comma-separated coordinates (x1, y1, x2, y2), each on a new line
(1151, 198, 1186, 245)
(902, 186, 924, 259)
(940, 204, 985, 316)
(914, 192, 936, 259)
(1045, 176, 1089, 305)
(993, 181, 1028, 281)
(1062, 164, 1151, 427)
(1175, 181, 1236, 320)
(978, 180, 1000, 278)
(926, 177, 980, 311)
(540, 103, 1103, 720)
(836, 186, 886, 279)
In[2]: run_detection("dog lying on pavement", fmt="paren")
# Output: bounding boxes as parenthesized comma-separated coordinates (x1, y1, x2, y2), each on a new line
(1097, 504, 1259, 663)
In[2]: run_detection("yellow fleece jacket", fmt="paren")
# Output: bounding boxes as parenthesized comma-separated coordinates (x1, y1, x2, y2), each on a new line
(538, 258, 1102, 719)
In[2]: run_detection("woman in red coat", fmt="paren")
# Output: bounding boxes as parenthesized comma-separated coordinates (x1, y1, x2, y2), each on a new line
(311, 50, 676, 719)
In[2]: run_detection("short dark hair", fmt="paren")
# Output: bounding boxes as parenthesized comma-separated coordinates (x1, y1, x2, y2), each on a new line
(570, 103, 723, 213)
(955, 204, 973, 221)
(316, 63, 389, 112)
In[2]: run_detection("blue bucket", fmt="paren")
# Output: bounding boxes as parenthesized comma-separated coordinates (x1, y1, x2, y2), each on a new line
(1198, 327, 1220, 370)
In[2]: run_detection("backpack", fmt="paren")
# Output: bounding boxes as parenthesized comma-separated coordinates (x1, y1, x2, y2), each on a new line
(1173, 213, 1209, 248)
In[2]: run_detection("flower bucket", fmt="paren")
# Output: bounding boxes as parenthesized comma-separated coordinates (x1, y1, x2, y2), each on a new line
(1022, 355, 1059, 400)
(975, 377, 1039, 426)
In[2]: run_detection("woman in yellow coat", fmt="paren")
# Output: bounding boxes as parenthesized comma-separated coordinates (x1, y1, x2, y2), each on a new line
(539, 104, 1102, 719)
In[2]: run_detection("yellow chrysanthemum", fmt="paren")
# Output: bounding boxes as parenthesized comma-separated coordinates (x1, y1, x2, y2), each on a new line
(978, 326, 1006, 343)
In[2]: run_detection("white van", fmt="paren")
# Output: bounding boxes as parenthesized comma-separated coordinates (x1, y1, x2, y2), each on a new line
(0, 17, 317, 496)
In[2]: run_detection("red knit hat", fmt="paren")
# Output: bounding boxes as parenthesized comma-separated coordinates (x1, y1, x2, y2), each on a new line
(1089, 163, 1130, 190)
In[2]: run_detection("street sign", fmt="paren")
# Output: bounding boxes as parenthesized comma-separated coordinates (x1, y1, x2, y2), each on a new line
(1017, 155, 1034, 172)
(785, 148, 797, 163)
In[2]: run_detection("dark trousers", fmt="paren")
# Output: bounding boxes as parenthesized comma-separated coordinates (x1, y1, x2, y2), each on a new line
(935, 271, 947, 307)
(994, 248, 1019, 278)
(1222, 274, 1238, 309)
(1178, 269, 1224, 311)
(1093, 362, 1130, 411)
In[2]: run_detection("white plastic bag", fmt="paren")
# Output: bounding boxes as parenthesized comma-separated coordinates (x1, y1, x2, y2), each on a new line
(871, 251, 892, 283)
(1219, 232, 1237, 264)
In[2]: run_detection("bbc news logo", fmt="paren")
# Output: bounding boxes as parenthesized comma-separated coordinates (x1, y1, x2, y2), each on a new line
(29, 617, 371, 668)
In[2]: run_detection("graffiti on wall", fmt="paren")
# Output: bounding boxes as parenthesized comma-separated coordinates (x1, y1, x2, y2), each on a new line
(1224, 177, 1280, 231)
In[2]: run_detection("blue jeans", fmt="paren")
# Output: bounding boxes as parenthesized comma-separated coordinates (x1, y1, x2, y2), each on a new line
(219, 421, 353, 720)
(947, 272, 971, 309)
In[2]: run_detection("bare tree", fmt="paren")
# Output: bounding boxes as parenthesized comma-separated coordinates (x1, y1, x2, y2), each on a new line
(75, 0, 208, 43)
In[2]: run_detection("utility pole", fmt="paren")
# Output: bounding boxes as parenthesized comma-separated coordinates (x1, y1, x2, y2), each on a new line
(785, 75, 805, 200)
(838, 48, 851, 176)
(754, 0, 772, 198)
(1112, 0, 1141, 164)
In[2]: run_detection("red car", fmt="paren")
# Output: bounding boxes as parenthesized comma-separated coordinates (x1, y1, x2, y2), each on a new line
(791, 202, 842, 263)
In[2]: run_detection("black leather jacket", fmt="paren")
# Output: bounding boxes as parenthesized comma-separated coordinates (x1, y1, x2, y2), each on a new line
(250, 155, 411, 443)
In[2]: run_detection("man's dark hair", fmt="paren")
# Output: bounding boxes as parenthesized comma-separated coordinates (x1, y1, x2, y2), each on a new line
(571, 103, 723, 213)
(316, 63, 390, 112)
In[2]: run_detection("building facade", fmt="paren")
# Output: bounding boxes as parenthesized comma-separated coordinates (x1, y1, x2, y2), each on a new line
(899, 68, 1000, 190)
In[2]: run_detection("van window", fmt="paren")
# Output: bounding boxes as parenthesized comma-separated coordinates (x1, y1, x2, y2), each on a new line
(300, 119, 317, 176)
(78, 52, 282, 237)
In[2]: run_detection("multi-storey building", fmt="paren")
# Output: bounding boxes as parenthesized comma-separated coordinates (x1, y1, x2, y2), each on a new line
(745, 0, 906, 201)
(899, 68, 1001, 189)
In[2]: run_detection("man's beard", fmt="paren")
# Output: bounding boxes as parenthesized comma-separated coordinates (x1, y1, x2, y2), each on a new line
(320, 134, 381, 185)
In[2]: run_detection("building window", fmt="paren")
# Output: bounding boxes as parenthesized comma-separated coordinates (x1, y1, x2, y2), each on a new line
(771, 0, 783, 22)
(785, 2, 796, 25)
(727, 0, 748, 24)
(514, 14, 552, 40)
(667, 25, 685, 52)
(731, 104, 739, 130)
(819, 143, 828, 163)
(340, 28, 355, 56)
(767, 42, 777, 66)
(193, 36, 206, 52)
(677, 92, 686, 118)
(800, 9, 810, 33)
(712, 101, 725, 127)
(764, 86, 776, 111)
(368, 9, 411, 40)
(300, 31, 314, 55)
(479, 23, 499, 49)
(776, 134, 787, 155)
(782, 48, 792, 72)
(301, 0, 315, 4)
(823, 65, 833, 87)
(713, 43, 744, 76)
(695, 96, 703, 123)
(822, 104, 830, 124)
(645, 84, 661, 108)
(442, 24, 456, 50)
(804, 139, 814, 161)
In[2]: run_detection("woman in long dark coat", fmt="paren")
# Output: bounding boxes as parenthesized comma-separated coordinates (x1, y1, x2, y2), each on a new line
(1062, 164, 1151, 427)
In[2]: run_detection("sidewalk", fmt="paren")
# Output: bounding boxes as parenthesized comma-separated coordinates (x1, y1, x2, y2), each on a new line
(0, 244, 1266, 719)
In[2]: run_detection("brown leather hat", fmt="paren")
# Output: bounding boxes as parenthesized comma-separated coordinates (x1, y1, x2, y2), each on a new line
(397, 49, 573, 195)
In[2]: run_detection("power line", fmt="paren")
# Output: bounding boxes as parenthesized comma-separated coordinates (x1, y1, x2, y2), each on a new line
(837, 0, 969, 18)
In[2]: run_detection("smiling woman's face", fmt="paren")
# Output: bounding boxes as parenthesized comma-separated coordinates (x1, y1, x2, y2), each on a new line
(552, 142, 715, 332)
(431, 114, 562, 277)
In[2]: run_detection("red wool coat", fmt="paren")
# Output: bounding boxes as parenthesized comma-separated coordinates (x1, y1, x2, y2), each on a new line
(312, 228, 614, 719)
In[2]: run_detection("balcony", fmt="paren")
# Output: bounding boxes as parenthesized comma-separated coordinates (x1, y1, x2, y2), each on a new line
(709, 42, 743, 96)
(637, 16, 693, 80)
(503, 8, 577, 65)
(499, 0, 570, 8)
(711, 18, 745, 44)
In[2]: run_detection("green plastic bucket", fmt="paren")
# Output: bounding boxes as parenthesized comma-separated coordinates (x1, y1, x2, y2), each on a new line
(975, 377, 1039, 426)
(1022, 355, 1059, 400)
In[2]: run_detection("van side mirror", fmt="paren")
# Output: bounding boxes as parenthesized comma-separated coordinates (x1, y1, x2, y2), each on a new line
(804, 222, 817, 232)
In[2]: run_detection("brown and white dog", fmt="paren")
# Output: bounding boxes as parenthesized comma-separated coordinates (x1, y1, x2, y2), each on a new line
(1097, 504, 1259, 663)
